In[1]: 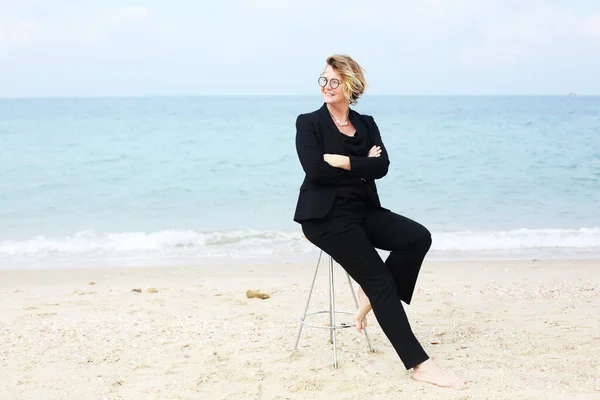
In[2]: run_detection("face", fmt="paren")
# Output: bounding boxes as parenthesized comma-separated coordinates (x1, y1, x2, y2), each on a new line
(319, 65, 346, 105)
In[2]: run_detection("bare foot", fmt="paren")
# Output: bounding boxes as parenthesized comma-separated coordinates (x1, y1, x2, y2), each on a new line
(410, 358, 466, 388)
(353, 286, 372, 333)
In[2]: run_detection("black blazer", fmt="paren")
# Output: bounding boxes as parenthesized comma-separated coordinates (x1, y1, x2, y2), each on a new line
(293, 103, 390, 223)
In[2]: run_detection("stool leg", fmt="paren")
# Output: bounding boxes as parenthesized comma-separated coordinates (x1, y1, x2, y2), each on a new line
(346, 272, 375, 353)
(294, 249, 323, 350)
(329, 256, 333, 344)
(329, 255, 339, 368)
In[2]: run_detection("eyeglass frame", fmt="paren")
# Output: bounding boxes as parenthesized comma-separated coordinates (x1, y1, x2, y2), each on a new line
(318, 76, 341, 89)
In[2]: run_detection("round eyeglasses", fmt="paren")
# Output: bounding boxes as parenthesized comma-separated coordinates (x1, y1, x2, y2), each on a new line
(318, 76, 340, 89)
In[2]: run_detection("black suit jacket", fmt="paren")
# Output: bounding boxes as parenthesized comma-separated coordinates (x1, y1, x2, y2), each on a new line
(293, 103, 390, 223)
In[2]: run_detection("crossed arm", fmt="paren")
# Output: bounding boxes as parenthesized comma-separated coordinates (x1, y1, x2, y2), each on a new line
(295, 115, 390, 185)
(323, 145, 381, 170)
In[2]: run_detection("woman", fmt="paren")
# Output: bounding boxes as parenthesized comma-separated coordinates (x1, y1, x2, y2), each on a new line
(293, 54, 465, 388)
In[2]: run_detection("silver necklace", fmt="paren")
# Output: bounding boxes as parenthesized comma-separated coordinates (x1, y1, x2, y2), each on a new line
(329, 109, 349, 126)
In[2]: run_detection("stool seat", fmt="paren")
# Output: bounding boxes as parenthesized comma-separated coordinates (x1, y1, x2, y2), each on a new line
(294, 248, 375, 368)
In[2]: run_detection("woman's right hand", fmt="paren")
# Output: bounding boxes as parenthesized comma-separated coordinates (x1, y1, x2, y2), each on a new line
(368, 145, 381, 158)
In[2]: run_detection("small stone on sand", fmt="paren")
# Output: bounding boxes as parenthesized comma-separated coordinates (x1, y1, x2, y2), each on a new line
(246, 289, 270, 299)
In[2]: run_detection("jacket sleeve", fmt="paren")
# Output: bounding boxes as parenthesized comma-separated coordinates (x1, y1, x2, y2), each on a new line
(295, 114, 361, 186)
(348, 116, 390, 180)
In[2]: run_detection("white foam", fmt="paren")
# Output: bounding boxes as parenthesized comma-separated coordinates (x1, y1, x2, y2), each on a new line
(0, 227, 599, 267)
(0, 229, 310, 259)
(432, 227, 600, 251)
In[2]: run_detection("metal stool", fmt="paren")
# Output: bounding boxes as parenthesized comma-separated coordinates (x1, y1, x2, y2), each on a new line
(294, 249, 375, 368)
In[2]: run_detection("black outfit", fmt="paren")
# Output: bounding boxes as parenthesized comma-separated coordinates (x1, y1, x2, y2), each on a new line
(293, 103, 431, 369)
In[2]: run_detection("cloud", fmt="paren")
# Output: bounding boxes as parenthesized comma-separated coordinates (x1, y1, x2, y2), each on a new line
(368, 2, 600, 69)
(458, 7, 600, 68)
(0, 5, 153, 52)
(1, 1, 599, 96)
(3, 2, 597, 62)
(0, 16, 41, 49)
(582, 15, 600, 39)
(112, 6, 151, 22)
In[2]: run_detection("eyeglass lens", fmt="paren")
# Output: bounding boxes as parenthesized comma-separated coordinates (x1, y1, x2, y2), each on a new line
(318, 77, 340, 89)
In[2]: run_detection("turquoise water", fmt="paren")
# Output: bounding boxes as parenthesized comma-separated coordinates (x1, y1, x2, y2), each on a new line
(1, 96, 599, 268)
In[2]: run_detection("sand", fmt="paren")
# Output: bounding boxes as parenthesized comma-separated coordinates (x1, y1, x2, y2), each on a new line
(1, 259, 599, 399)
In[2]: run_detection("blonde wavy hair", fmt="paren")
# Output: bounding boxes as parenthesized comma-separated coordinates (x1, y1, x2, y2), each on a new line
(325, 54, 367, 105)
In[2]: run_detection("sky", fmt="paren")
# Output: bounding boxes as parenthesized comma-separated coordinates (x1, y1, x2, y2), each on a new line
(1, 0, 599, 97)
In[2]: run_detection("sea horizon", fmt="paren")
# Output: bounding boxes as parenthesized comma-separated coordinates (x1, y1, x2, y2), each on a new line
(1, 93, 599, 100)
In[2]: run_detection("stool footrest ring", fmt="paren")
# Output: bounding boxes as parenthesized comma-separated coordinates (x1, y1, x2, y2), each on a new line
(299, 310, 354, 330)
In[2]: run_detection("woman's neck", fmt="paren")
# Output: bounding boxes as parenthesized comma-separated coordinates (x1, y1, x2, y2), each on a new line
(326, 103, 349, 122)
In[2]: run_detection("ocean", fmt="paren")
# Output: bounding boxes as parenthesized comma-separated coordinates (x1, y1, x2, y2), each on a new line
(1, 96, 599, 269)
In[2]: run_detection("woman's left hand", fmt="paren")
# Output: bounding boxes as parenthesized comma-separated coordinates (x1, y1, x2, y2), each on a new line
(368, 145, 381, 157)
(323, 154, 350, 170)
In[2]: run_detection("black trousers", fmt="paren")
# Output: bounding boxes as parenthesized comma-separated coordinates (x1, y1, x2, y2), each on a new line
(301, 195, 431, 370)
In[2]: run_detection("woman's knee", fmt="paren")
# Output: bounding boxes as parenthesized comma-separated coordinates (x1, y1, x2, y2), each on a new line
(420, 229, 432, 251)
(405, 224, 431, 253)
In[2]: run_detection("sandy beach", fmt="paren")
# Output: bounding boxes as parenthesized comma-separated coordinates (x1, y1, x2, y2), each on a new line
(1, 259, 599, 399)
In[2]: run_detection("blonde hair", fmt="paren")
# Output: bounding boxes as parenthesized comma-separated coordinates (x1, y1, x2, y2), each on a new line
(325, 54, 367, 105)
